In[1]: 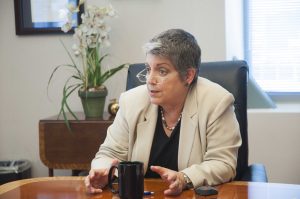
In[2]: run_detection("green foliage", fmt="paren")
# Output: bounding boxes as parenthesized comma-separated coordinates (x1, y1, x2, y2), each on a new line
(47, 41, 127, 130)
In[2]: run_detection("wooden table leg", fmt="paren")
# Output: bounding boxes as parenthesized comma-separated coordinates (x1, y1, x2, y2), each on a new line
(72, 170, 81, 176)
(49, 168, 54, 177)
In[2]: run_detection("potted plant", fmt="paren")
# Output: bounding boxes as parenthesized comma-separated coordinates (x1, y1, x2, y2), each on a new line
(48, 0, 127, 129)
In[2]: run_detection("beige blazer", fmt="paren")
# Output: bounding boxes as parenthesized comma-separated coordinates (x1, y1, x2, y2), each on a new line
(92, 77, 242, 188)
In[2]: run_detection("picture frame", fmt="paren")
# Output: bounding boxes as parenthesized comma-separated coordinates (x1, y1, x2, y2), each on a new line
(14, 0, 84, 35)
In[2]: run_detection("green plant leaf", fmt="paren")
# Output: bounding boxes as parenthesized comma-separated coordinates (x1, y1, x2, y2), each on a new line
(60, 39, 82, 75)
(99, 64, 128, 85)
(49, 39, 128, 131)
(47, 64, 79, 97)
(57, 76, 82, 131)
(99, 54, 109, 64)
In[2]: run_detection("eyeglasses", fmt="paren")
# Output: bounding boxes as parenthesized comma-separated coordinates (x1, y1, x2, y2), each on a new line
(136, 68, 168, 84)
(136, 68, 147, 83)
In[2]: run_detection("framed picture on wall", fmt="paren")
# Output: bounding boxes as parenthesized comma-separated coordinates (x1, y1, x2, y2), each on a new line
(14, 0, 83, 35)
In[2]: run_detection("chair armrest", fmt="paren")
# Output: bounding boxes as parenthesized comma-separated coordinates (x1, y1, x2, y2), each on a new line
(240, 164, 268, 182)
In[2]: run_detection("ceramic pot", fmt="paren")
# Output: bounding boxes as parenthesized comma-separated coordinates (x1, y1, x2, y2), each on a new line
(78, 87, 108, 118)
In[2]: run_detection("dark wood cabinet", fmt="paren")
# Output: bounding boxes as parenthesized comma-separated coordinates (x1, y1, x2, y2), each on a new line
(39, 112, 114, 176)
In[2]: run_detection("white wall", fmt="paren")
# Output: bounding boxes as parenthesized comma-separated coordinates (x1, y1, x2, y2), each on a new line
(225, 0, 244, 60)
(0, 0, 299, 184)
(248, 109, 300, 184)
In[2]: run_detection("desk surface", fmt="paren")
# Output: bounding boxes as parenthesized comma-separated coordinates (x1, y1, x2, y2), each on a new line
(1, 177, 300, 199)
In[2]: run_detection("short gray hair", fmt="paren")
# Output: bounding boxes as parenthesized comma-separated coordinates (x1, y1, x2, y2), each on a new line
(143, 29, 201, 85)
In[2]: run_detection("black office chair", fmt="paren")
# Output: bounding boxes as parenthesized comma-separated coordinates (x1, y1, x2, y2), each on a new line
(126, 60, 268, 182)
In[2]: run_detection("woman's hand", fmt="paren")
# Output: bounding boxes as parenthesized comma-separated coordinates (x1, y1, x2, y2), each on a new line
(85, 159, 119, 194)
(150, 166, 186, 196)
(85, 168, 109, 194)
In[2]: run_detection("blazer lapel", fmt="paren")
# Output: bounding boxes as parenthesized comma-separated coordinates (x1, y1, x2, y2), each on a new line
(133, 104, 158, 172)
(178, 86, 198, 170)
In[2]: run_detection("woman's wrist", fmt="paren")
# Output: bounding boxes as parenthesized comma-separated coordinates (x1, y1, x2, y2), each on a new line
(180, 172, 194, 190)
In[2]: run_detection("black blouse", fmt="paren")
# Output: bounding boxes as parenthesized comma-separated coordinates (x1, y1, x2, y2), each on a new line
(144, 110, 181, 178)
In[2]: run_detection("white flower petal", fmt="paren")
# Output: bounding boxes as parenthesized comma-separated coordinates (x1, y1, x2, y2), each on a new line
(60, 3, 117, 61)
(61, 22, 72, 32)
(79, 0, 85, 5)
(67, 3, 76, 12)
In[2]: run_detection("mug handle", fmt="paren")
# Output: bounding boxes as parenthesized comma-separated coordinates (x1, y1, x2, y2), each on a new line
(108, 165, 118, 194)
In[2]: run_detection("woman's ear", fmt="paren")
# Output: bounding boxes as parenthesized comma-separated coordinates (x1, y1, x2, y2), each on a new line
(185, 68, 197, 85)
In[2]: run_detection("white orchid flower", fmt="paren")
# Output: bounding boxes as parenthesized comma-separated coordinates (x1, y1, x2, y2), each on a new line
(79, 0, 85, 6)
(60, 2, 121, 72)
(67, 3, 77, 12)
(61, 22, 72, 32)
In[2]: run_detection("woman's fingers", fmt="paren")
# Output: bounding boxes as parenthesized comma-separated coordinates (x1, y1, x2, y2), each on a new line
(150, 165, 184, 196)
(151, 166, 175, 182)
(85, 169, 108, 194)
(164, 185, 181, 196)
(87, 186, 103, 194)
(150, 165, 168, 176)
(169, 179, 179, 189)
(164, 179, 183, 195)
(85, 175, 103, 193)
(167, 173, 177, 182)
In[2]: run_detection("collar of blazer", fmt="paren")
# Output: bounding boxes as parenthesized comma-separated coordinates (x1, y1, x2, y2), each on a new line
(178, 84, 199, 170)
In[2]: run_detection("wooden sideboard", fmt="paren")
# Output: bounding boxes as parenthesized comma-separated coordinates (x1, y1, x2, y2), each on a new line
(39, 112, 114, 176)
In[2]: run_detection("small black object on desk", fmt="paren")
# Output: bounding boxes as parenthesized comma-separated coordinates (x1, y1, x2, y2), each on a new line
(194, 186, 218, 196)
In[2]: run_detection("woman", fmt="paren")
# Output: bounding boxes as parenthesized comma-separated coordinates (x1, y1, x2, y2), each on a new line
(85, 29, 241, 196)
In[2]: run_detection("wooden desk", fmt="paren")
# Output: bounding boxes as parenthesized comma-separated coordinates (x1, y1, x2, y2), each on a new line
(1, 177, 300, 199)
(39, 113, 114, 176)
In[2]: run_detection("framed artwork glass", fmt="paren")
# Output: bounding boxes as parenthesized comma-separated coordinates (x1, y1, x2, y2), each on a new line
(14, 0, 84, 35)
